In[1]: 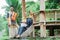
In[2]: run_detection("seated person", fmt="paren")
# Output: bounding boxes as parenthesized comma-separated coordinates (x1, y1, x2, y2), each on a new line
(16, 19, 27, 38)
(26, 11, 33, 28)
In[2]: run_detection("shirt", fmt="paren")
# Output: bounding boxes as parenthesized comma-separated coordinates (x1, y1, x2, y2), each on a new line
(21, 23, 27, 27)
(7, 11, 12, 19)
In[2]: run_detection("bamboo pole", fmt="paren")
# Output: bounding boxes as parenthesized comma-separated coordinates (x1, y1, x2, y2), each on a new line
(40, 0, 46, 37)
(22, 0, 26, 22)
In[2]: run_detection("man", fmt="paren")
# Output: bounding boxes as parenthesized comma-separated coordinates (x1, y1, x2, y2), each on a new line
(7, 5, 18, 38)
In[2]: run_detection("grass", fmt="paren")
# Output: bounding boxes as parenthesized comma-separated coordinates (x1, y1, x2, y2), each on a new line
(0, 30, 60, 40)
(1, 36, 60, 40)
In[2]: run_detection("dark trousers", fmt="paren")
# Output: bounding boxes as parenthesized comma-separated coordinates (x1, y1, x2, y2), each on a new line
(18, 26, 26, 35)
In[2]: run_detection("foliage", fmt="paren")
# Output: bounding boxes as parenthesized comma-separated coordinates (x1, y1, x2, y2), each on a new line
(26, 1, 40, 16)
(46, 0, 60, 9)
(5, 0, 60, 23)
(0, 16, 7, 31)
(5, 0, 40, 24)
(0, 0, 60, 39)
(5, 0, 22, 24)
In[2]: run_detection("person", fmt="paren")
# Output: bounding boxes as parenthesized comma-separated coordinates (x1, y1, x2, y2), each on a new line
(7, 5, 18, 38)
(16, 11, 33, 38)
(26, 11, 33, 28)
(16, 18, 27, 38)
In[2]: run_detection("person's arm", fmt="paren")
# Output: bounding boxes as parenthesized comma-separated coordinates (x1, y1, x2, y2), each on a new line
(7, 13, 11, 26)
(7, 13, 9, 22)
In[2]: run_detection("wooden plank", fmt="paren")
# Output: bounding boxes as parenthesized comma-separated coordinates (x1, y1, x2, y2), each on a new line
(33, 23, 60, 27)
(33, 20, 60, 23)
(34, 24, 60, 26)
(34, 24, 40, 27)
(34, 21, 60, 23)
(21, 25, 33, 37)
(32, 25, 35, 37)
(47, 23, 60, 25)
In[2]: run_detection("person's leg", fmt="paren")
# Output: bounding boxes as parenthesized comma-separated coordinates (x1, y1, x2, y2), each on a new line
(13, 27, 18, 37)
(16, 27, 25, 38)
(18, 27, 25, 35)
(11, 20, 18, 36)
(16, 26, 21, 38)
(12, 28, 16, 37)
(9, 27, 14, 38)
(18, 27, 20, 35)
(9, 27, 11, 38)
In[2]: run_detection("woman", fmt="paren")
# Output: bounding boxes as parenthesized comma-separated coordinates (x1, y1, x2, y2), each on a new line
(26, 11, 33, 28)
(16, 18, 27, 38)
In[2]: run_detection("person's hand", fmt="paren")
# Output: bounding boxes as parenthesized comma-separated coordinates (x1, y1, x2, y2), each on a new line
(8, 23, 11, 27)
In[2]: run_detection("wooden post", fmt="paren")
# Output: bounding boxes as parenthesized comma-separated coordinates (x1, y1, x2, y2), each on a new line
(22, 0, 26, 22)
(32, 25, 35, 38)
(55, 11, 57, 21)
(40, 0, 46, 37)
(55, 11, 57, 24)
(29, 11, 35, 37)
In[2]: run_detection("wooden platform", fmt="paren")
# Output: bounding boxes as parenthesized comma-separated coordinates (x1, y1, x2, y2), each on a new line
(33, 20, 60, 29)
(33, 20, 60, 36)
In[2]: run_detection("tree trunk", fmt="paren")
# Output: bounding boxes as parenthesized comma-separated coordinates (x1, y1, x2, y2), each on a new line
(22, 0, 26, 22)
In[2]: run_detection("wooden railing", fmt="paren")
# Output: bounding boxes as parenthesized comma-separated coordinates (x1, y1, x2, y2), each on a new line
(33, 9, 60, 23)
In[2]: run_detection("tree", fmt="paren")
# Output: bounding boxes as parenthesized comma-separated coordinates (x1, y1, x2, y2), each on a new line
(5, 0, 22, 24)
(5, 0, 40, 23)
(5, 0, 60, 24)
(46, 0, 60, 9)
